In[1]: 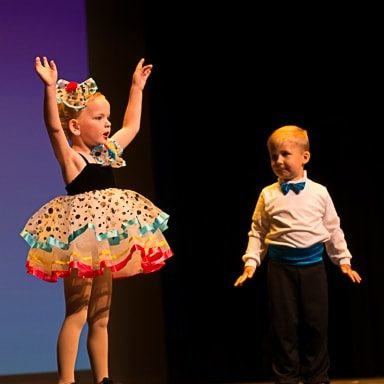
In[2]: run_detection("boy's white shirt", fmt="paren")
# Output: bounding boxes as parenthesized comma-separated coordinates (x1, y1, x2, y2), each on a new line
(243, 171, 352, 268)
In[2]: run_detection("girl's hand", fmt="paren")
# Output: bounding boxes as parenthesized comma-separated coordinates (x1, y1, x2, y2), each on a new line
(34, 56, 58, 86)
(340, 264, 362, 284)
(131, 58, 153, 90)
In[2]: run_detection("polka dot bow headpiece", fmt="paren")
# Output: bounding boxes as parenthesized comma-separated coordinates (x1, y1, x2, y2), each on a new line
(56, 78, 98, 110)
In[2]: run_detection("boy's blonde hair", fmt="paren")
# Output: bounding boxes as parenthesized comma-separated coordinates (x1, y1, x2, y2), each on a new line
(267, 125, 310, 152)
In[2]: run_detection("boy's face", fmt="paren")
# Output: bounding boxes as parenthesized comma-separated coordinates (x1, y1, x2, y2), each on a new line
(268, 140, 310, 182)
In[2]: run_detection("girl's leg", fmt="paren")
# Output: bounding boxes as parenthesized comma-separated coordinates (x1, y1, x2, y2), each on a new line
(57, 270, 92, 384)
(87, 268, 113, 384)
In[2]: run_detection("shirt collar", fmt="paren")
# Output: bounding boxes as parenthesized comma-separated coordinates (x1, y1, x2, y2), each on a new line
(279, 170, 307, 184)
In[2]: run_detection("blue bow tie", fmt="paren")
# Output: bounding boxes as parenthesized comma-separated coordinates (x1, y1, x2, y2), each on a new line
(280, 181, 306, 195)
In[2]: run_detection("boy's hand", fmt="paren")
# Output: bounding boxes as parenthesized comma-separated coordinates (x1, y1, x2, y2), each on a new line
(234, 266, 256, 287)
(340, 264, 362, 284)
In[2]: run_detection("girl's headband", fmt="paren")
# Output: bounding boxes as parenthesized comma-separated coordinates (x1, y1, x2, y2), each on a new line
(56, 78, 98, 110)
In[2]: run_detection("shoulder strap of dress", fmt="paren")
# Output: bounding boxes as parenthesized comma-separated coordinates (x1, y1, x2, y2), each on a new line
(78, 153, 89, 164)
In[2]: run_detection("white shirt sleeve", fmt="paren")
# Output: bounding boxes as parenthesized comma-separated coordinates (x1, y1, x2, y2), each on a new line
(322, 191, 352, 265)
(240, 176, 353, 268)
(242, 193, 269, 268)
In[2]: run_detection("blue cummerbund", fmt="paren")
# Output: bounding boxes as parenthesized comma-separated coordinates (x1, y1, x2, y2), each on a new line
(268, 243, 324, 266)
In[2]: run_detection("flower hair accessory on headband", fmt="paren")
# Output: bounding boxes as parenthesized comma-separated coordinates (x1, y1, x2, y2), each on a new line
(56, 78, 98, 110)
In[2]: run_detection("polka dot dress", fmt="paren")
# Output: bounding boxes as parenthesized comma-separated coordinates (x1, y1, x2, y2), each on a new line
(20, 140, 173, 282)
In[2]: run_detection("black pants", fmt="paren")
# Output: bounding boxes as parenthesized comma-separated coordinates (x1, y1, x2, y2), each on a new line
(267, 260, 330, 384)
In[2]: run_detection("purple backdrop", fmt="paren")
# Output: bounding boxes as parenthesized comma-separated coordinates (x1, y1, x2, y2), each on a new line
(0, 0, 89, 375)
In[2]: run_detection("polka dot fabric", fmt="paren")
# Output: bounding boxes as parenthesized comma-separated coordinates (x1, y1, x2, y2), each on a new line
(20, 188, 173, 282)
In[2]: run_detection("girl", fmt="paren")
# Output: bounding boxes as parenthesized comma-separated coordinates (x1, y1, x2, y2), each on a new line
(20, 56, 173, 384)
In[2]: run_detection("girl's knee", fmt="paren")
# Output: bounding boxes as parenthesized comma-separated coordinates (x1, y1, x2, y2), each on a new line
(88, 313, 109, 329)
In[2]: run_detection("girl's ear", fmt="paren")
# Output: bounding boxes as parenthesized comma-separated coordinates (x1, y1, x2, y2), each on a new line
(68, 119, 81, 136)
(303, 150, 311, 164)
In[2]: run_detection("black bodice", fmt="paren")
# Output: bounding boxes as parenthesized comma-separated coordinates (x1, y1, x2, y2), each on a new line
(65, 156, 117, 196)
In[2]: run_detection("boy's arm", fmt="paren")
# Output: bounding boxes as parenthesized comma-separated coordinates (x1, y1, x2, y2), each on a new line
(234, 194, 267, 287)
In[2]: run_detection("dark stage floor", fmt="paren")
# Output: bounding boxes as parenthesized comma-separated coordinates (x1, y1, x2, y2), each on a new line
(1, 371, 384, 384)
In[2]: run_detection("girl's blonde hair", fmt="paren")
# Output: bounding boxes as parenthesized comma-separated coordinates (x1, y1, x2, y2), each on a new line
(58, 92, 104, 138)
(267, 125, 310, 152)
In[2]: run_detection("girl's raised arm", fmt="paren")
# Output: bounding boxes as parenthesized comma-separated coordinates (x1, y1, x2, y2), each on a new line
(35, 56, 72, 166)
(112, 58, 153, 149)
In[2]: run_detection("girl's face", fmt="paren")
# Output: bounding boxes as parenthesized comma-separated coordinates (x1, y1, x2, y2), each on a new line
(76, 95, 111, 147)
(268, 140, 310, 182)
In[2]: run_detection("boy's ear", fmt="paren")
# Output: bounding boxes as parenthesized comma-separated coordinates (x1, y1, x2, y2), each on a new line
(68, 119, 81, 136)
(303, 150, 311, 164)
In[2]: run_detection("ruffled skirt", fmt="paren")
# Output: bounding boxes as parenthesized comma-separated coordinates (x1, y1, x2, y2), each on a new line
(20, 188, 173, 282)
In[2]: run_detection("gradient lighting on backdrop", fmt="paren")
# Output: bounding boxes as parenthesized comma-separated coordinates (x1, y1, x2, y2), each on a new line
(0, 0, 89, 375)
